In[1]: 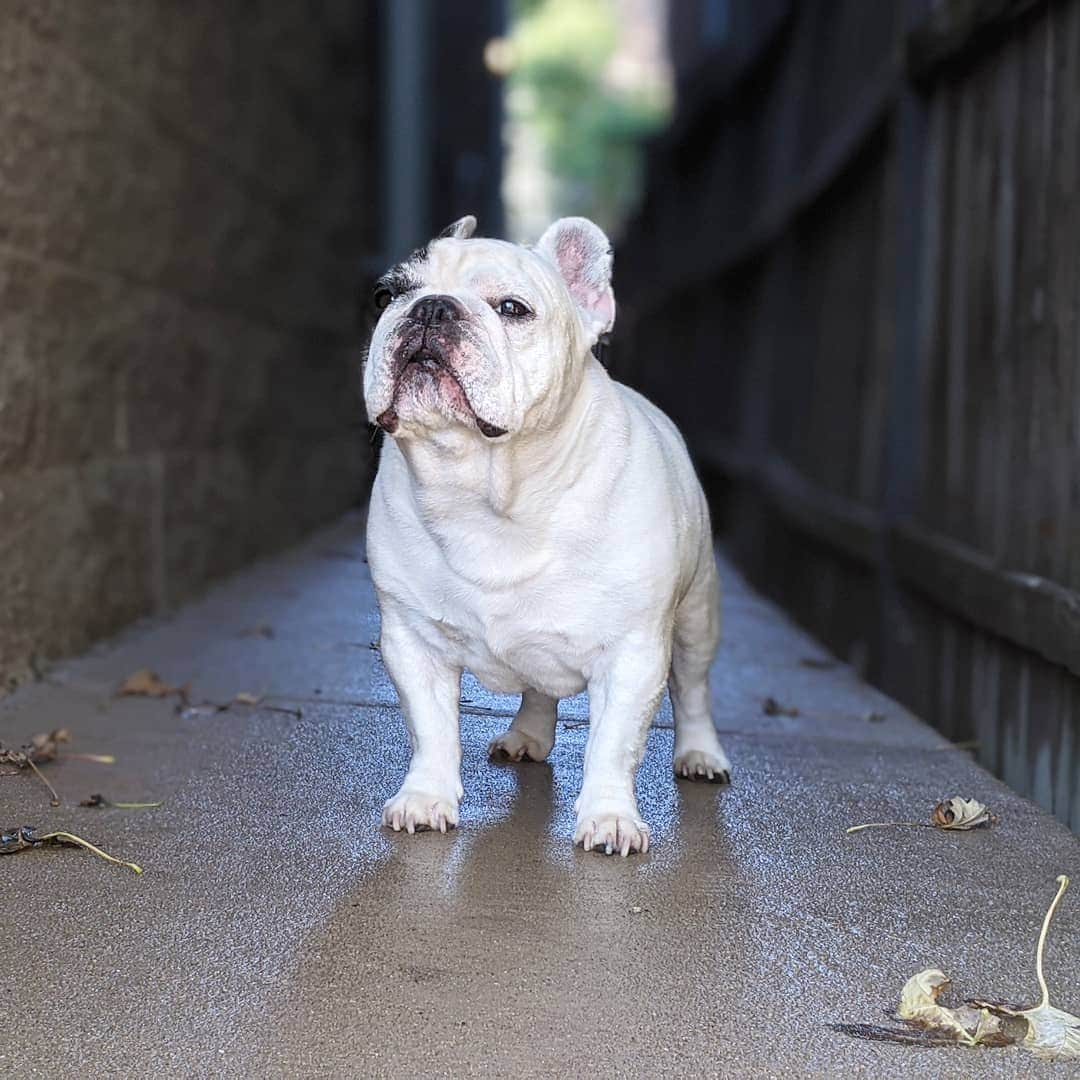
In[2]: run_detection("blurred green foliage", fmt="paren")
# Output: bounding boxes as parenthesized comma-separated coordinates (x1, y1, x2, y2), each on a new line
(508, 0, 670, 236)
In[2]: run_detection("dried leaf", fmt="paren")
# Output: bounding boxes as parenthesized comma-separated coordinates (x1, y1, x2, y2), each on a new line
(847, 794, 996, 834)
(931, 797, 996, 830)
(28, 727, 70, 762)
(897, 970, 980, 1045)
(116, 669, 188, 701)
(0, 825, 142, 874)
(864, 876, 1079, 1061)
(762, 696, 799, 717)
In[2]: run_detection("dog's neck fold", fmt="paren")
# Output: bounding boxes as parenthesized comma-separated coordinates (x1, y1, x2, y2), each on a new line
(394, 356, 618, 525)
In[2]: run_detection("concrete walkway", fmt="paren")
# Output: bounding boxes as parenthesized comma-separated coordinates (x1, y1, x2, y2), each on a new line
(2, 511, 1078, 1078)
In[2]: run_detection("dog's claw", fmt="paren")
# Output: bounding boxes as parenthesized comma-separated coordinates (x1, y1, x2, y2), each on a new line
(674, 749, 732, 785)
(382, 788, 459, 835)
(574, 810, 649, 856)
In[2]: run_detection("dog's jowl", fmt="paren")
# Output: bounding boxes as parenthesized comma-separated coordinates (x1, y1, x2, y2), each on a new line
(364, 214, 731, 856)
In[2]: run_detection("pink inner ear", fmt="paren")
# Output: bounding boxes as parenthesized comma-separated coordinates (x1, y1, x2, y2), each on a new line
(554, 231, 612, 328)
(554, 232, 597, 294)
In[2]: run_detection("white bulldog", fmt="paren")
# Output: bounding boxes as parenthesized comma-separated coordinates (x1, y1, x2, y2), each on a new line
(364, 215, 730, 856)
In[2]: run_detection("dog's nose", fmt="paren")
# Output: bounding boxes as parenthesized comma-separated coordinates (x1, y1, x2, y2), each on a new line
(409, 294, 464, 327)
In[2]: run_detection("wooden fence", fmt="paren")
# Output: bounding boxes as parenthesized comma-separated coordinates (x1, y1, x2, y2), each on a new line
(614, 0, 1080, 831)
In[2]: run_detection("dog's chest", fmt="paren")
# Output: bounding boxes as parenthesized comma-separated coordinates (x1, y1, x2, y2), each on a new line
(428, 556, 600, 697)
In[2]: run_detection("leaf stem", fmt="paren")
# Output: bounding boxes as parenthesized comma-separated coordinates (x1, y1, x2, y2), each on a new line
(24, 758, 60, 806)
(1035, 875, 1070, 1010)
(39, 831, 143, 875)
(845, 822, 935, 834)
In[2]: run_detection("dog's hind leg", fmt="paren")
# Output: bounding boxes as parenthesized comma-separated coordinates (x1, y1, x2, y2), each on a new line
(488, 689, 558, 762)
(670, 556, 731, 783)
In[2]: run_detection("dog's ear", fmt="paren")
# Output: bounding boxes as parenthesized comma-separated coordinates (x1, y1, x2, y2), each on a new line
(437, 215, 477, 240)
(536, 217, 615, 342)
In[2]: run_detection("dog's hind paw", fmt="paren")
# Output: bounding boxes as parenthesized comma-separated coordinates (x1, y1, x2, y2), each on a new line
(487, 729, 552, 763)
(674, 748, 731, 784)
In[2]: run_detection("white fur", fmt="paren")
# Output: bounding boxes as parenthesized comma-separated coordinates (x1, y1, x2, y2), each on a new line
(364, 218, 730, 855)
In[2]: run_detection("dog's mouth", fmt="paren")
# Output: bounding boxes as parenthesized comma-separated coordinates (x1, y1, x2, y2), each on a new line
(403, 349, 443, 372)
(376, 347, 507, 439)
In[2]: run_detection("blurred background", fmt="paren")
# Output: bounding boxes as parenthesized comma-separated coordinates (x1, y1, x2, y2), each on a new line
(1, 0, 1078, 832)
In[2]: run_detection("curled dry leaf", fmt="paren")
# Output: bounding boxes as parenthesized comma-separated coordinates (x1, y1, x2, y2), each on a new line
(846, 794, 996, 834)
(846, 876, 1078, 1060)
(931, 797, 996, 830)
(897, 969, 1007, 1046)
(28, 728, 70, 762)
(116, 669, 188, 701)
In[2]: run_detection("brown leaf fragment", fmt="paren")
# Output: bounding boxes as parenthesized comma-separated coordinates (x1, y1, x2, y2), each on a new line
(930, 797, 996, 830)
(762, 696, 799, 717)
(28, 727, 70, 762)
(0, 825, 142, 873)
(116, 669, 188, 702)
(897, 970, 983, 1046)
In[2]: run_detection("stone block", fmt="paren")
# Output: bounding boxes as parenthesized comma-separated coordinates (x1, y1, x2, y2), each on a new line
(0, 458, 157, 688)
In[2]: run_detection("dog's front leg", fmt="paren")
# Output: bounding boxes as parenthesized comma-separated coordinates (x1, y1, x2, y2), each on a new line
(379, 607, 463, 834)
(575, 638, 669, 856)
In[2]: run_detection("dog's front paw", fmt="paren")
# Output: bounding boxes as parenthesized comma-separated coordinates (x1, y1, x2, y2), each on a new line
(382, 787, 460, 834)
(488, 729, 553, 763)
(574, 803, 650, 856)
(674, 747, 731, 784)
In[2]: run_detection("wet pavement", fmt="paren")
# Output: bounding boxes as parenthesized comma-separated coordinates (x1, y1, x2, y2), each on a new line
(2, 511, 1078, 1078)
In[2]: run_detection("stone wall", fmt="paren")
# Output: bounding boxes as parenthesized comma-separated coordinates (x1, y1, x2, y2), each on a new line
(0, 2, 378, 690)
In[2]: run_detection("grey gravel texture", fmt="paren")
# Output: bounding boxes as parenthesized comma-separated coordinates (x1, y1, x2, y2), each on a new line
(1, 512, 1078, 1078)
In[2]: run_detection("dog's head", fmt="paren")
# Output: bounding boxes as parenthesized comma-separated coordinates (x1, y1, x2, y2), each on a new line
(363, 215, 614, 441)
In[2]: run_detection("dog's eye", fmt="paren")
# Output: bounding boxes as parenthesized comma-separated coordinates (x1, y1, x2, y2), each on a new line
(496, 298, 532, 318)
(373, 286, 394, 312)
